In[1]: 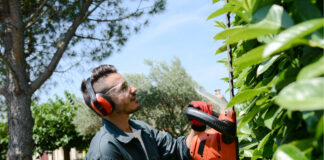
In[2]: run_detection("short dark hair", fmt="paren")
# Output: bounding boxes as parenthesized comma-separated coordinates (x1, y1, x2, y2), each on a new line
(81, 64, 117, 107)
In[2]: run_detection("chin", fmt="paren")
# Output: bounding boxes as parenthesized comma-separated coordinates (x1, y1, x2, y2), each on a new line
(127, 104, 140, 114)
(134, 104, 140, 112)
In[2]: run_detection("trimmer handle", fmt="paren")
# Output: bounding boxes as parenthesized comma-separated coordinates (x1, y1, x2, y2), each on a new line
(185, 107, 236, 143)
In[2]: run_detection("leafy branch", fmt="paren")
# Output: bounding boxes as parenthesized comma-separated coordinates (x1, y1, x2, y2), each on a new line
(74, 34, 108, 41)
(87, 12, 139, 22)
(54, 57, 84, 73)
(30, 0, 99, 93)
(87, 0, 144, 23)
(24, 0, 49, 27)
(25, 1, 56, 29)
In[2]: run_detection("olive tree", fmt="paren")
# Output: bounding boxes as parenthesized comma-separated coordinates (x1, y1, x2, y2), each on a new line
(126, 58, 205, 137)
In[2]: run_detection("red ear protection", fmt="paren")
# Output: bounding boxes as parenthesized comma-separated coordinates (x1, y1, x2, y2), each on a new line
(85, 78, 115, 116)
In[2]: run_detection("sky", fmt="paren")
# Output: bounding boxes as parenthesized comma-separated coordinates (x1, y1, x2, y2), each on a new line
(38, 0, 231, 102)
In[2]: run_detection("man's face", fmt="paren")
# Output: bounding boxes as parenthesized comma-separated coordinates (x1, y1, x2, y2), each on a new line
(102, 73, 139, 114)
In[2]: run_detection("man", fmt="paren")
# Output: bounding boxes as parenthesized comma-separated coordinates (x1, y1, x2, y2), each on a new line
(81, 65, 211, 160)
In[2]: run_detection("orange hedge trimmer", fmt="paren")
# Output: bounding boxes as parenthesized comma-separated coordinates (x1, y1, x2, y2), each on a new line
(185, 90, 238, 160)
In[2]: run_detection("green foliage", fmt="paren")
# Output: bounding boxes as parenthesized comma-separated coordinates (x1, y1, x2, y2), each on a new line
(273, 144, 308, 160)
(210, 0, 323, 159)
(227, 87, 269, 108)
(275, 77, 324, 110)
(32, 91, 89, 154)
(297, 56, 324, 80)
(72, 99, 101, 139)
(125, 57, 205, 137)
(0, 121, 8, 160)
(214, 20, 227, 29)
(0, 93, 86, 158)
(207, 3, 237, 20)
(214, 4, 294, 44)
(263, 18, 324, 58)
(0, 96, 7, 160)
(234, 45, 266, 71)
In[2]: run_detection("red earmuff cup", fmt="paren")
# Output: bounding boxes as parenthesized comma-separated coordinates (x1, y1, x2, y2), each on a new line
(91, 102, 104, 116)
(96, 96, 113, 114)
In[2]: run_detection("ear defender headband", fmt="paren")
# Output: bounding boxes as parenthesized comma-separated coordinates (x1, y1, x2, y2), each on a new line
(85, 78, 115, 116)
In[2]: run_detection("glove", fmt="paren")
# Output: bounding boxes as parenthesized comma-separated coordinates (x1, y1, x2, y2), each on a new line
(188, 101, 213, 131)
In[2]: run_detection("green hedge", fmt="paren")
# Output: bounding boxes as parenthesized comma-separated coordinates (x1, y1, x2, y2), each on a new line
(210, 0, 323, 159)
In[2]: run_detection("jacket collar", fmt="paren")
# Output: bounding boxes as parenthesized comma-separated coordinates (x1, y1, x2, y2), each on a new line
(102, 118, 142, 144)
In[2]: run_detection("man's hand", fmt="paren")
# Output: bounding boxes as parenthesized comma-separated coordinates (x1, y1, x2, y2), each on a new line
(188, 101, 213, 131)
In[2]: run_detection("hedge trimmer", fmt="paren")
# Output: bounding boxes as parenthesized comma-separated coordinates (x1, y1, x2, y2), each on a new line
(185, 90, 238, 160)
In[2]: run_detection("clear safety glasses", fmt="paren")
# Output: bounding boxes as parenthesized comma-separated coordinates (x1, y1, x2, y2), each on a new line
(105, 81, 131, 97)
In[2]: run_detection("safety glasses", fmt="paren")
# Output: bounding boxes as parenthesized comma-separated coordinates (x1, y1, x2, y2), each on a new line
(105, 80, 131, 97)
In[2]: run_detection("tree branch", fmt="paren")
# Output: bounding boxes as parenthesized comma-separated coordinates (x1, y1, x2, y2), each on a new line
(31, 0, 104, 93)
(82, 0, 105, 21)
(0, 54, 20, 94)
(74, 34, 107, 41)
(54, 57, 84, 73)
(0, 85, 5, 96)
(87, 12, 137, 22)
(225, 0, 234, 102)
(54, 66, 74, 73)
(87, 0, 143, 23)
(24, 0, 49, 26)
(25, 1, 55, 29)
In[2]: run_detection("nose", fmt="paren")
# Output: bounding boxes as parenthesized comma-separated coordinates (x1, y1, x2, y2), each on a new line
(130, 85, 137, 93)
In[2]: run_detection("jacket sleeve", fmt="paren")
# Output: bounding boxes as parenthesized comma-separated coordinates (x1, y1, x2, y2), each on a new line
(138, 121, 192, 160)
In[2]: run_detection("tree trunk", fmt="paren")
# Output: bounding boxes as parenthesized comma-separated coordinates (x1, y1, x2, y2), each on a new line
(63, 147, 71, 160)
(6, 92, 34, 160)
(2, 0, 34, 159)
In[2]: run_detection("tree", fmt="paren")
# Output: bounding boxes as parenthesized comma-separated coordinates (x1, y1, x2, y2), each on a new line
(209, 0, 323, 159)
(0, 0, 166, 158)
(125, 57, 205, 137)
(32, 91, 89, 160)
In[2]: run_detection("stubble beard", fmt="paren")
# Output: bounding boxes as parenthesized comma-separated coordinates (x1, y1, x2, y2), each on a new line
(114, 102, 140, 115)
(126, 103, 140, 114)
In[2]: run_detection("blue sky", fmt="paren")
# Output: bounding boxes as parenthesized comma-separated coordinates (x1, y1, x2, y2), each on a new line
(40, 0, 231, 102)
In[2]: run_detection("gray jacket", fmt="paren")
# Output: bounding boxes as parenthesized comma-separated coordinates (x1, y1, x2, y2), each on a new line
(85, 119, 192, 160)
